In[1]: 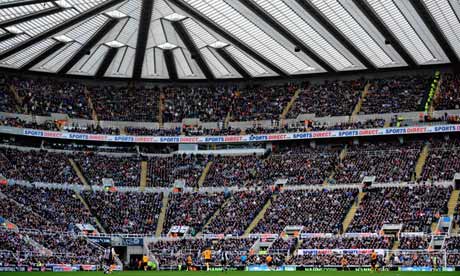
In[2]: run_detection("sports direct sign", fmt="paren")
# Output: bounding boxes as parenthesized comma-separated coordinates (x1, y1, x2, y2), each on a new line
(0, 124, 458, 144)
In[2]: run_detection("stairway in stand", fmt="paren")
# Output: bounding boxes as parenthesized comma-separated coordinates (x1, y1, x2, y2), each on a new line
(84, 86, 99, 122)
(243, 194, 277, 237)
(197, 196, 232, 236)
(280, 88, 302, 120)
(197, 161, 213, 188)
(155, 194, 169, 237)
(448, 189, 459, 233)
(341, 192, 365, 233)
(140, 161, 148, 191)
(349, 82, 371, 122)
(414, 144, 430, 181)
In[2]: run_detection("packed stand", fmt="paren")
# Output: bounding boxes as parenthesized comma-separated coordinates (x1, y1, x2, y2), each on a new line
(361, 75, 431, 114)
(163, 192, 225, 235)
(0, 117, 59, 131)
(288, 253, 375, 267)
(75, 152, 140, 186)
(82, 191, 163, 234)
(348, 186, 451, 233)
(0, 148, 80, 184)
(399, 236, 430, 250)
(0, 230, 37, 254)
(230, 84, 297, 121)
(1, 185, 95, 232)
(421, 138, 460, 181)
(254, 189, 358, 234)
(147, 154, 208, 187)
(9, 77, 91, 118)
(27, 232, 102, 264)
(333, 141, 422, 184)
(89, 86, 158, 122)
(288, 80, 363, 118)
(163, 86, 233, 122)
(435, 73, 460, 110)
(389, 252, 443, 267)
(269, 238, 297, 254)
(445, 237, 460, 266)
(300, 236, 393, 249)
(307, 119, 385, 131)
(0, 80, 17, 113)
(203, 190, 272, 235)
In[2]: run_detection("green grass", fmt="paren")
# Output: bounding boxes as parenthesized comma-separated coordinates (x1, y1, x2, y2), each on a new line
(5, 272, 457, 276)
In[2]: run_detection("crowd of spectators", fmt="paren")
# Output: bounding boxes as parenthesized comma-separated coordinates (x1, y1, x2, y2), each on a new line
(89, 86, 158, 122)
(163, 86, 233, 122)
(287, 253, 374, 267)
(82, 191, 163, 234)
(333, 141, 422, 184)
(288, 80, 363, 118)
(10, 77, 91, 118)
(254, 189, 358, 234)
(0, 148, 80, 184)
(0, 117, 59, 131)
(231, 84, 297, 121)
(435, 73, 460, 110)
(399, 236, 430, 250)
(74, 152, 140, 186)
(269, 238, 297, 254)
(361, 76, 431, 114)
(348, 186, 451, 233)
(1, 185, 95, 232)
(300, 236, 394, 249)
(421, 138, 460, 181)
(203, 190, 272, 236)
(163, 192, 225, 235)
(147, 154, 208, 187)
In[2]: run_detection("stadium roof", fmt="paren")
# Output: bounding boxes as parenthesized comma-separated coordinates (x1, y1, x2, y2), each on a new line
(0, 0, 458, 81)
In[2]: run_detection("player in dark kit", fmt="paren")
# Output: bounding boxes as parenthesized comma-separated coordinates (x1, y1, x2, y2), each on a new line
(103, 246, 116, 274)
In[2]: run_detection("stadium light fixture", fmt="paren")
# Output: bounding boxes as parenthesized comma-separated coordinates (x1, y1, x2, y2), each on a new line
(105, 40, 125, 48)
(104, 10, 128, 19)
(164, 13, 187, 22)
(157, 42, 178, 50)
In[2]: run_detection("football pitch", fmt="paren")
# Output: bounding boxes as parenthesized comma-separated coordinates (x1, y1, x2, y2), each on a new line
(4, 272, 456, 276)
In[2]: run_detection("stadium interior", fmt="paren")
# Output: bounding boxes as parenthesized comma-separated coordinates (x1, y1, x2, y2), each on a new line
(1, 0, 460, 273)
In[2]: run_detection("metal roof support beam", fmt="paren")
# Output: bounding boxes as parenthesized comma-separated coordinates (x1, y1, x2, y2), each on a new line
(163, 49, 177, 81)
(242, 0, 335, 72)
(58, 18, 119, 74)
(409, 0, 459, 64)
(172, 20, 214, 80)
(21, 41, 66, 70)
(0, 0, 125, 61)
(0, 0, 52, 9)
(169, 0, 288, 77)
(352, 0, 417, 67)
(132, 0, 154, 79)
(95, 47, 118, 78)
(216, 47, 251, 79)
(0, 6, 63, 29)
(294, 0, 376, 70)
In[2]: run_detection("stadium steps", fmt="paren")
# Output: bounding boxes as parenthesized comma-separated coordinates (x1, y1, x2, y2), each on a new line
(383, 120, 391, 128)
(386, 240, 400, 262)
(7, 84, 23, 111)
(198, 196, 232, 236)
(224, 111, 232, 128)
(158, 92, 165, 127)
(243, 194, 277, 237)
(324, 146, 348, 185)
(341, 192, 365, 233)
(350, 82, 371, 121)
(84, 87, 99, 122)
(155, 194, 169, 237)
(197, 161, 213, 188)
(140, 160, 148, 191)
(69, 158, 91, 190)
(415, 144, 430, 181)
(448, 190, 460, 217)
(281, 88, 301, 119)
(74, 192, 107, 234)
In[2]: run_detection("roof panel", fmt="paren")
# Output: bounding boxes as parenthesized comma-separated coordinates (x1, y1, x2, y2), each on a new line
(367, 0, 448, 64)
(423, 0, 460, 59)
(253, 0, 359, 71)
(0, 38, 55, 68)
(183, 0, 315, 74)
